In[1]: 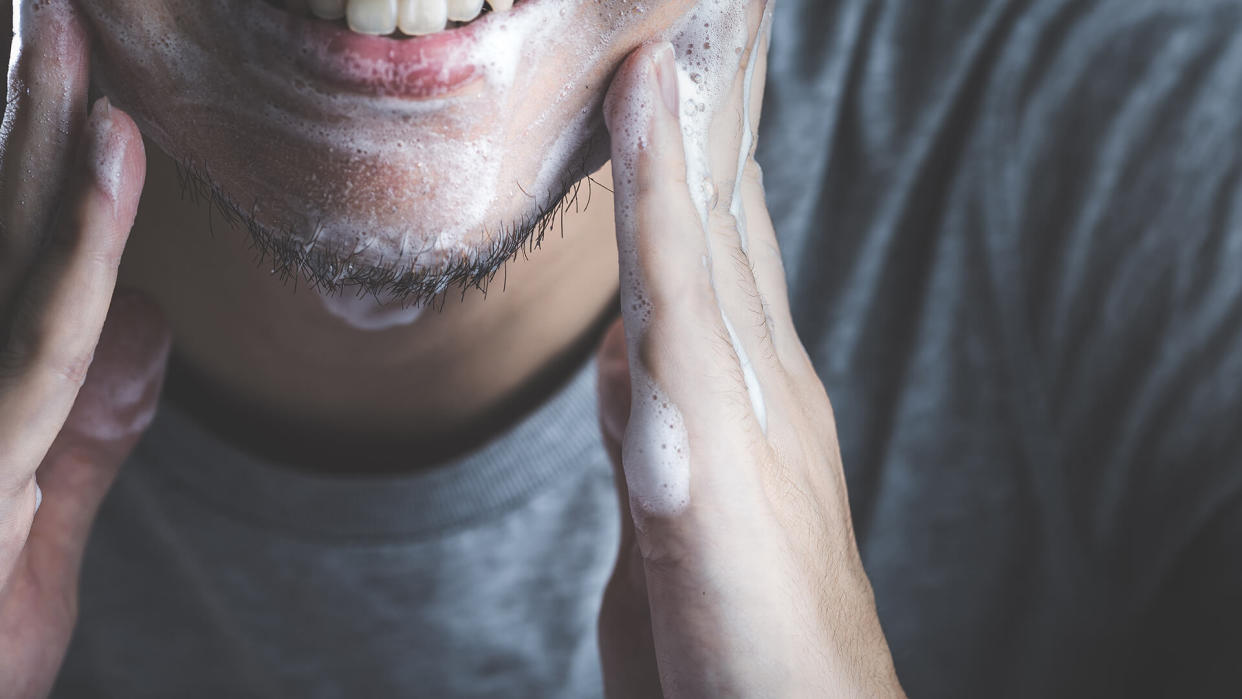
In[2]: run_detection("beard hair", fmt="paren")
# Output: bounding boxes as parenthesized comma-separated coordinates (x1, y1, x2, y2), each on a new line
(169, 133, 608, 310)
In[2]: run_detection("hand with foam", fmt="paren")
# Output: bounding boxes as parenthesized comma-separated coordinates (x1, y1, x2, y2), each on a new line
(0, 2, 171, 696)
(597, 3, 905, 695)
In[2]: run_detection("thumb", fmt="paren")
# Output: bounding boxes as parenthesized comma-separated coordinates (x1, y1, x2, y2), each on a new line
(596, 317, 631, 466)
(28, 289, 171, 580)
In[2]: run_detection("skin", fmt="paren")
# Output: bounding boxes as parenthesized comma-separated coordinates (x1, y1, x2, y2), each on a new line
(0, 0, 905, 696)
(0, 5, 169, 696)
(596, 29, 903, 696)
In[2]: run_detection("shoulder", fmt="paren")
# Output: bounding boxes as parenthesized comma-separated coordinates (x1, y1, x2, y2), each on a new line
(984, 0, 1242, 577)
(982, 0, 1242, 423)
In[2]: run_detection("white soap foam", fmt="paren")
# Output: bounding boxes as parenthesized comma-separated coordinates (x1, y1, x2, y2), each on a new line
(86, 99, 127, 215)
(623, 371, 695, 517)
(89, 0, 616, 271)
(317, 286, 428, 331)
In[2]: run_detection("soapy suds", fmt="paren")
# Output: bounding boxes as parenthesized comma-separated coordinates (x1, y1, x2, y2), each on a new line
(667, 0, 770, 433)
(259, 0, 595, 261)
(89, 0, 617, 275)
(90, 0, 769, 504)
(607, 1, 771, 517)
(85, 99, 127, 214)
(317, 286, 428, 331)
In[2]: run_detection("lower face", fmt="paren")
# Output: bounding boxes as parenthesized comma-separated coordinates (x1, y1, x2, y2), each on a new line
(80, 0, 749, 289)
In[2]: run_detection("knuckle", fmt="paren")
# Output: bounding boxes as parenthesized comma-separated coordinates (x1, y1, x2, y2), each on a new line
(727, 244, 754, 283)
(48, 345, 96, 387)
(2, 316, 96, 390)
(647, 270, 718, 329)
(633, 154, 688, 202)
(708, 207, 735, 234)
(634, 524, 696, 574)
(46, 199, 127, 270)
(713, 180, 738, 212)
(743, 158, 765, 187)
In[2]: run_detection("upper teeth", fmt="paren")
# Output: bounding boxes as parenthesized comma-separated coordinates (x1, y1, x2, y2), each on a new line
(447, 0, 488, 22)
(308, 0, 511, 36)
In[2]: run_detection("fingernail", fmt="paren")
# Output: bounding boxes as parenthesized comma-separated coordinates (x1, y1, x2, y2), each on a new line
(34, 483, 43, 514)
(85, 96, 125, 209)
(652, 42, 680, 117)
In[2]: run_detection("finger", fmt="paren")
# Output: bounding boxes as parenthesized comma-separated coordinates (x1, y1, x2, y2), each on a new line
(0, 97, 146, 496)
(606, 42, 761, 527)
(0, 290, 169, 699)
(0, 0, 91, 308)
(671, 1, 784, 436)
(731, 3, 803, 366)
(28, 289, 171, 584)
(712, 4, 782, 313)
(595, 317, 639, 551)
(702, 0, 772, 217)
(594, 319, 664, 698)
(596, 318, 630, 466)
(597, 549, 663, 699)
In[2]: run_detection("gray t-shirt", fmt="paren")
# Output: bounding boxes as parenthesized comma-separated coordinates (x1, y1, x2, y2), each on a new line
(55, 0, 1242, 696)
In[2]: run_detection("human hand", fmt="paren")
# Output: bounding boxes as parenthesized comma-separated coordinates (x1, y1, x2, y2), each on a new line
(0, 2, 171, 696)
(595, 4, 905, 696)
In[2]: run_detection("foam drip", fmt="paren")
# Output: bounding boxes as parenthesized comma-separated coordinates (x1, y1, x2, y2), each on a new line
(317, 288, 428, 330)
(666, 0, 770, 433)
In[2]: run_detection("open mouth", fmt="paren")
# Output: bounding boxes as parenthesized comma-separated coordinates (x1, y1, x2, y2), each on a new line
(272, 0, 517, 37)
(248, 0, 540, 99)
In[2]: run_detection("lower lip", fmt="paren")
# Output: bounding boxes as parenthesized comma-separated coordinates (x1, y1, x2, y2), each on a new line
(256, 3, 494, 100)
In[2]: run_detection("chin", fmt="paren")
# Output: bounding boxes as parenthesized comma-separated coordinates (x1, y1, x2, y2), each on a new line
(79, 0, 732, 289)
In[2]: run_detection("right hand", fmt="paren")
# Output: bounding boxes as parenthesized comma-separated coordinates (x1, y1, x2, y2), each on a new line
(0, 2, 171, 696)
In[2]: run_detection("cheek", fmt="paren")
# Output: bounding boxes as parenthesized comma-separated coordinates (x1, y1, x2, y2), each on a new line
(82, 4, 178, 100)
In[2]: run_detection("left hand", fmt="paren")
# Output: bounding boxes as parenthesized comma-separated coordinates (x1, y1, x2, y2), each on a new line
(595, 4, 905, 696)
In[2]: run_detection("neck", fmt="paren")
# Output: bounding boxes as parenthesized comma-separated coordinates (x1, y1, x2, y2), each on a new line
(119, 144, 620, 473)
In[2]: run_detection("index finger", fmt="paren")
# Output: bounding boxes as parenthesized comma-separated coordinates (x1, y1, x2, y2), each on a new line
(701, 1, 802, 369)
(0, 0, 91, 308)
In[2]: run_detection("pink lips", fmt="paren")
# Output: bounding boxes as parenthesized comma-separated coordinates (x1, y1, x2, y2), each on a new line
(298, 18, 482, 99)
(259, 3, 495, 99)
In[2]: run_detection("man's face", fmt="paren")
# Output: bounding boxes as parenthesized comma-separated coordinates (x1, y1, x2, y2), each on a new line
(78, 0, 748, 297)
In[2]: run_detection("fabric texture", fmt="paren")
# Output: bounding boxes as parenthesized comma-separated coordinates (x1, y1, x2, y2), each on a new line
(55, 0, 1242, 696)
